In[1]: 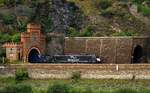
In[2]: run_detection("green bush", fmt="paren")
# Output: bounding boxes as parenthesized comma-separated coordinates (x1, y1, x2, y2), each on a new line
(15, 83, 32, 93)
(68, 26, 93, 37)
(15, 68, 29, 81)
(138, 5, 150, 16)
(0, 33, 12, 43)
(47, 82, 71, 93)
(142, 89, 150, 93)
(83, 87, 93, 93)
(69, 87, 85, 93)
(32, 88, 46, 93)
(98, 0, 112, 9)
(0, 32, 21, 43)
(113, 88, 138, 93)
(2, 14, 14, 24)
(0, 47, 5, 64)
(132, 0, 145, 4)
(0, 83, 32, 93)
(3, 0, 23, 7)
(68, 27, 80, 37)
(111, 31, 138, 36)
(79, 26, 93, 37)
(71, 71, 81, 82)
(17, 21, 28, 32)
(101, 7, 114, 17)
(0, 0, 4, 6)
(11, 33, 21, 43)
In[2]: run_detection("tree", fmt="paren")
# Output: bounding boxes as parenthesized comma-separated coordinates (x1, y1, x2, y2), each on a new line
(11, 33, 21, 43)
(4, 0, 15, 7)
(2, 14, 14, 24)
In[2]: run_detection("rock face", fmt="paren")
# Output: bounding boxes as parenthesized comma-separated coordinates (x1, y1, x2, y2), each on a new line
(0, 0, 84, 33)
(0, 0, 149, 35)
(50, 0, 83, 33)
(46, 35, 64, 56)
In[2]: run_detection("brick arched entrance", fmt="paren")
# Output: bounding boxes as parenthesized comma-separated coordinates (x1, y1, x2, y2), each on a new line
(21, 23, 46, 62)
(3, 23, 46, 62)
(27, 47, 41, 63)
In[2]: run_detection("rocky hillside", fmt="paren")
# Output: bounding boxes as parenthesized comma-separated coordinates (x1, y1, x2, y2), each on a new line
(0, 0, 150, 62)
(0, 0, 149, 43)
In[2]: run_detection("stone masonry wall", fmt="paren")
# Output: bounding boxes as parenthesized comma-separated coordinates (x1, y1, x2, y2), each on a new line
(64, 37, 148, 64)
(1, 64, 150, 79)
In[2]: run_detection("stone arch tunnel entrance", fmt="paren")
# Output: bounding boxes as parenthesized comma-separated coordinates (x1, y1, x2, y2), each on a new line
(132, 45, 143, 63)
(28, 48, 41, 63)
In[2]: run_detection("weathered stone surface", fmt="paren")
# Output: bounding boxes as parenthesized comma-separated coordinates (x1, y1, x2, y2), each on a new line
(1, 64, 150, 79)
(116, 38, 132, 64)
(65, 38, 86, 54)
(64, 37, 149, 64)
(100, 38, 116, 64)
(86, 39, 101, 57)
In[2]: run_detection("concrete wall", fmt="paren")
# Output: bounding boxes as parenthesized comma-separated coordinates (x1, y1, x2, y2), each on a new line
(64, 37, 148, 64)
(1, 64, 150, 79)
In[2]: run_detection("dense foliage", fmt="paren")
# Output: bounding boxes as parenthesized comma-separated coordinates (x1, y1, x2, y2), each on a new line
(0, 32, 20, 43)
(0, 79, 150, 93)
(47, 82, 71, 93)
(0, 83, 32, 93)
(0, 47, 5, 63)
(15, 68, 29, 81)
(67, 26, 93, 37)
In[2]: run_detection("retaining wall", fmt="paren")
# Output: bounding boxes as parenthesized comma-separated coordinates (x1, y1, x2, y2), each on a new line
(1, 64, 150, 79)
(64, 37, 149, 64)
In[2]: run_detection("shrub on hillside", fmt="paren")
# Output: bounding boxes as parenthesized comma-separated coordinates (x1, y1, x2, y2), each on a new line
(79, 26, 93, 37)
(111, 31, 138, 36)
(17, 20, 28, 32)
(47, 82, 71, 93)
(101, 7, 114, 17)
(68, 27, 80, 37)
(0, 0, 4, 6)
(0, 44, 6, 57)
(0, 33, 21, 43)
(68, 26, 93, 37)
(0, 47, 5, 64)
(132, 0, 145, 4)
(98, 0, 112, 9)
(0, 83, 32, 93)
(2, 14, 14, 24)
(15, 68, 29, 81)
(138, 5, 150, 16)
(11, 33, 21, 43)
(0, 33, 12, 43)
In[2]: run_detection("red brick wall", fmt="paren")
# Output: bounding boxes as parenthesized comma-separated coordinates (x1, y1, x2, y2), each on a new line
(21, 23, 46, 62)
(64, 37, 148, 64)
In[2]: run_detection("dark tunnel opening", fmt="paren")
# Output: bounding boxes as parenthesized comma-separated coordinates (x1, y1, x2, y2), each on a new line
(132, 45, 143, 63)
(28, 49, 40, 63)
